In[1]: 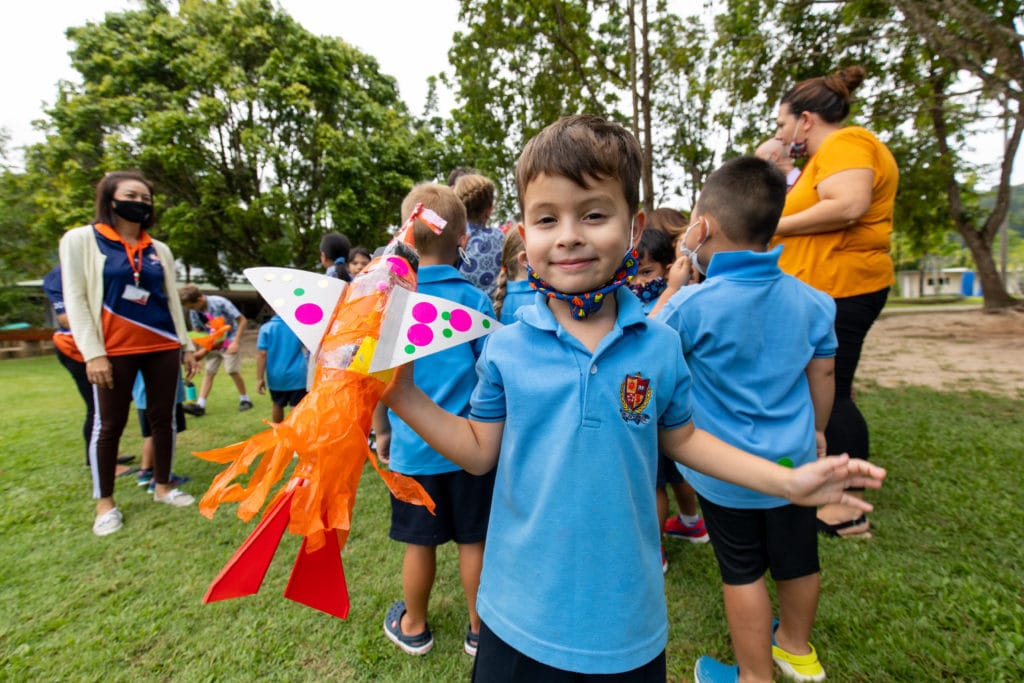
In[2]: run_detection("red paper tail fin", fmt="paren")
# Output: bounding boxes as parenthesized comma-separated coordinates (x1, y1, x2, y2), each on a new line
(202, 485, 295, 603)
(283, 530, 350, 619)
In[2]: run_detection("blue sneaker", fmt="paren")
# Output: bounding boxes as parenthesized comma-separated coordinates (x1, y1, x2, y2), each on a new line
(694, 656, 739, 683)
(136, 469, 153, 487)
(147, 472, 191, 494)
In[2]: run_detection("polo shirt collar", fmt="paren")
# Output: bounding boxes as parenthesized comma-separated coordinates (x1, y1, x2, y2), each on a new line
(705, 245, 783, 280)
(416, 264, 463, 285)
(519, 286, 648, 334)
(93, 222, 152, 249)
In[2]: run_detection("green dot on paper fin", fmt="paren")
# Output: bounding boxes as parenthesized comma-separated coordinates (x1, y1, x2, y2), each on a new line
(442, 311, 451, 321)
(293, 287, 305, 296)
(404, 344, 416, 354)
(482, 320, 491, 328)
(443, 328, 453, 338)
(778, 457, 793, 468)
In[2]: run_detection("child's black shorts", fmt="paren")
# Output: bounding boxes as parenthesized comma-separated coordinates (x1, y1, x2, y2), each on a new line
(269, 388, 307, 408)
(698, 494, 819, 585)
(389, 468, 496, 546)
(137, 405, 187, 438)
(656, 453, 684, 487)
(471, 621, 666, 682)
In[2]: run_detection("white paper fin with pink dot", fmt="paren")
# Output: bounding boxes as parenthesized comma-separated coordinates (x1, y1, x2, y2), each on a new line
(369, 286, 502, 373)
(243, 267, 347, 353)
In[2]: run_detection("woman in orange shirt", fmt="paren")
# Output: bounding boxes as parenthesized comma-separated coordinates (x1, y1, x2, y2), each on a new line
(772, 66, 899, 539)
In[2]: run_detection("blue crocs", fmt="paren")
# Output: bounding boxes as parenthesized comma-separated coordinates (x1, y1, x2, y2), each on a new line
(694, 655, 739, 683)
(383, 600, 433, 655)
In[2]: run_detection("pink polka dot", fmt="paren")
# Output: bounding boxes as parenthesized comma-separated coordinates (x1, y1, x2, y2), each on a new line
(294, 303, 323, 326)
(407, 323, 433, 347)
(412, 302, 438, 323)
(387, 257, 409, 277)
(449, 308, 472, 332)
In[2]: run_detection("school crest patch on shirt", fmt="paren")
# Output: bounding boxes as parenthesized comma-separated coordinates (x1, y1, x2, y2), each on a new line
(619, 373, 652, 424)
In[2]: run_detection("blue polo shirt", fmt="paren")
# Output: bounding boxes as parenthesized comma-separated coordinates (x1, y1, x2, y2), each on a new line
(657, 247, 836, 509)
(256, 315, 308, 391)
(470, 287, 694, 674)
(387, 265, 495, 476)
(498, 279, 537, 324)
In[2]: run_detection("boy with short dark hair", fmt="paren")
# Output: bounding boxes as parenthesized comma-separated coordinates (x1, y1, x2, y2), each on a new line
(382, 116, 885, 680)
(178, 284, 251, 414)
(382, 182, 497, 658)
(658, 156, 837, 683)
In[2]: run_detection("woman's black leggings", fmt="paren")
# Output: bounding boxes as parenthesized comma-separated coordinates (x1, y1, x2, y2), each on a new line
(825, 287, 889, 463)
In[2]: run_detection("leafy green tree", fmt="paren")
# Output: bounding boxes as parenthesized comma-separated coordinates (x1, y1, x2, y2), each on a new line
(27, 0, 434, 286)
(444, 0, 716, 215)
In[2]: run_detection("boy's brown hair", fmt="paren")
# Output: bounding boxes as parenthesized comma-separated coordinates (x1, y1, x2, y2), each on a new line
(400, 183, 467, 259)
(695, 156, 786, 247)
(178, 284, 205, 306)
(515, 114, 642, 213)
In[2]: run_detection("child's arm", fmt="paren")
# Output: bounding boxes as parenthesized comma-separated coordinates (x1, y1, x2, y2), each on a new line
(255, 349, 268, 394)
(659, 422, 885, 509)
(381, 364, 503, 475)
(371, 402, 391, 463)
(805, 357, 835, 458)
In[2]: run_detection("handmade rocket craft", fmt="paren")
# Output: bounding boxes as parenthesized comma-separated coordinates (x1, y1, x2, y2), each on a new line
(194, 205, 501, 619)
(188, 316, 232, 352)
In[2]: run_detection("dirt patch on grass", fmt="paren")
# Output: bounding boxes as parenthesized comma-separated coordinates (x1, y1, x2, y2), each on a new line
(858, 309, 1024, 399)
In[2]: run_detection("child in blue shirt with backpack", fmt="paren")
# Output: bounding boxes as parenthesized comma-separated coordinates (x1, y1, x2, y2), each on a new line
(382, 115, 885, 681)
(658, 156, 839, 683)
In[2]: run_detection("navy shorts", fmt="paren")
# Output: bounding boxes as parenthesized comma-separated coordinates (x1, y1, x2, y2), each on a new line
(656, 453, 684, 487)
(471, 621, 666, 682)
(138, 405, 187, 438)
(699, 494, 819, 585)
(389, 468, 496, 546)
(269, 388, 307, 408)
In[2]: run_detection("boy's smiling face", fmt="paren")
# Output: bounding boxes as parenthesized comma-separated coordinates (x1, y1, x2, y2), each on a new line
(519, 173, 639, 295)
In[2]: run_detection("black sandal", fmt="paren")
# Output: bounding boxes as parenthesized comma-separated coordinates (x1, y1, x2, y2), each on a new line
(816, 514, 867, 537)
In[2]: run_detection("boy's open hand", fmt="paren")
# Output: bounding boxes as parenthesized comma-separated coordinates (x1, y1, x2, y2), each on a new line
(788, 454, 886, 509)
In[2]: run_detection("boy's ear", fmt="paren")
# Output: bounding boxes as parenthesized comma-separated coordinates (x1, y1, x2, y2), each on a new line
(516, 250, 529, 269)
(631, 210, 647, 247)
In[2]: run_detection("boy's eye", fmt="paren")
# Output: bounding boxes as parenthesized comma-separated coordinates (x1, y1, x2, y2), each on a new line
(583, 212, 606, 222)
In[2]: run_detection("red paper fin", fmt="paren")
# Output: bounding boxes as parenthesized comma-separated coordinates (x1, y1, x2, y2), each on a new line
(283, 529, 350, 619)
(202, 485, 296, 604)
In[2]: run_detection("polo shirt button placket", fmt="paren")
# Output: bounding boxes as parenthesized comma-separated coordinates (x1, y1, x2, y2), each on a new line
(590, 365, 598, 375)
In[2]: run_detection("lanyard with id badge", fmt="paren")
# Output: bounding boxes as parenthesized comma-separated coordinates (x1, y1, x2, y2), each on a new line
(121, 240, 152, 306)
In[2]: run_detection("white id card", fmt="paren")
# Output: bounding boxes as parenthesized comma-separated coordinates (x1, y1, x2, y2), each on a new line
(122, 283, 151, 305)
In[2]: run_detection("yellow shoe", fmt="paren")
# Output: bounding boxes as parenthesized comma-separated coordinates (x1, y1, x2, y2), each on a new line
(772, 621, 826, 682)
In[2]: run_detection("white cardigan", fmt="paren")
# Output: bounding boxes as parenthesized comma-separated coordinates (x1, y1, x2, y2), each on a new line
(58, 225, 195, 362)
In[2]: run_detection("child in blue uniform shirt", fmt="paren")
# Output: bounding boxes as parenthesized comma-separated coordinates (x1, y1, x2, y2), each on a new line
(657, 156, 839, 683)
(629, 228, 709, 573)
(255, 314, 308, 423)
(382, 115, 885, 680)
(491, 228, 534, 324)
(383, 183, 497, 658)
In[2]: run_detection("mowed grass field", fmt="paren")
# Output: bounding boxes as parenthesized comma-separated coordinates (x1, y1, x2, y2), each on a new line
(1, 354, 1022, 681)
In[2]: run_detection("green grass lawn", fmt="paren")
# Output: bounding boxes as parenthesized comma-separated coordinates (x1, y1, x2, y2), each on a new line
(1, 356, 1022, 681)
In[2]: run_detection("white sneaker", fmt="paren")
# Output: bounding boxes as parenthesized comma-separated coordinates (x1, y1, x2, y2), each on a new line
(93, 507, 124, 536)
(154, 488, 195, 507)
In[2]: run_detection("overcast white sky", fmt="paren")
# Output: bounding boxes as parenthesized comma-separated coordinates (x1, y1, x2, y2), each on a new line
(1, 0, 1017, 186)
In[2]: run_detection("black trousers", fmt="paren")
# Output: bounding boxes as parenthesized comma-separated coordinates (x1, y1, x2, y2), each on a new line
(56, 347, 94, 466)
(825, 287, 889, 463)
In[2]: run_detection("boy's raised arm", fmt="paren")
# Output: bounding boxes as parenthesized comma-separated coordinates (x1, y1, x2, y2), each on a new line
(381, 364, 503, 476)
(659, 422, 885, 509)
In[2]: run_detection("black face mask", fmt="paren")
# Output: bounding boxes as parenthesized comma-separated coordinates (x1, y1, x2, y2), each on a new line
(112, 200, 152, 225)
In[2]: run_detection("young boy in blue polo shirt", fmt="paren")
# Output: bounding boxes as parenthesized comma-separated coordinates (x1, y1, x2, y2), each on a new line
(382, 115, 885, 681)
(382, 182, 497, 658)
(657, 156, 838, 683)
(255, 314, 308, 423)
